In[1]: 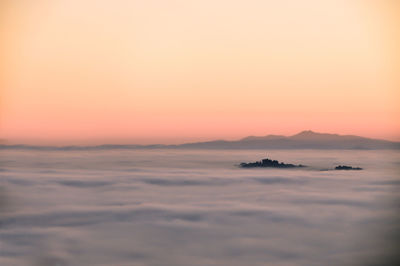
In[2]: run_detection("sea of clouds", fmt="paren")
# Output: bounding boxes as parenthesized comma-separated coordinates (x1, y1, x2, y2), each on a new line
(0, 149, 399, 265)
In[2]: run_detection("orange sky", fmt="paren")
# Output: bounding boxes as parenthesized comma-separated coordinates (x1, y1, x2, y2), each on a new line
(1, 0, 399, 145)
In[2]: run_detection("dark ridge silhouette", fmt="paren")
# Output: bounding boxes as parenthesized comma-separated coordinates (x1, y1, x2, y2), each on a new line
(239, 158, 306, 168)
(334, 165, 363, 170)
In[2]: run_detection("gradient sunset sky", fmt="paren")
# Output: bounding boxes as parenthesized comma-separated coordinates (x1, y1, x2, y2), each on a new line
(1, 0, 399, 145)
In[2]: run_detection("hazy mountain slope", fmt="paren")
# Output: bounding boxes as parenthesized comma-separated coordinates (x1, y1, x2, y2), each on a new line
(177, 131, 399, 149)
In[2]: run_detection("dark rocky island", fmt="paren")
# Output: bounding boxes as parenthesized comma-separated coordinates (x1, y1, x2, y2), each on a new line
(334, 165, 363, 170)
(240, 158, 305, 168)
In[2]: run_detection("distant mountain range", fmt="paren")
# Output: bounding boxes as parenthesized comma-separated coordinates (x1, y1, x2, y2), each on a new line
(1, 131, 399, 150)
(175, 130, 400, 150)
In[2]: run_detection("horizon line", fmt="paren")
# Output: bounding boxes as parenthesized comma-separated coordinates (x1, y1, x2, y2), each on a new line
(1, 130, 399, 148)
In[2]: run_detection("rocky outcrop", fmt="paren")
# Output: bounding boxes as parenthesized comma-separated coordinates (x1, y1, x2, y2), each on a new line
(240, 158, 305, 168)
(334, 165, 362, 170)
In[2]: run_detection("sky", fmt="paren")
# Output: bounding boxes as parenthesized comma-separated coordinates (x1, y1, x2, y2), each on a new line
(1, 0, 399, 145)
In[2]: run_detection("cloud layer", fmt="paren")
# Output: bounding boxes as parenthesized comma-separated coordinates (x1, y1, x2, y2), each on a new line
(0, 149, 399, 265)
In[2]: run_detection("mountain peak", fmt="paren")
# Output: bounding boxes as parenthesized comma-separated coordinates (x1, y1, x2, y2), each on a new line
(291, 130, 323, 138)
(294, 130, 316, 136)
(290, 130, 343, 140)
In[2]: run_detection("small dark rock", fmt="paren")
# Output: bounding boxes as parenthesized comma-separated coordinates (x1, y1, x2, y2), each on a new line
(334, 165, 363, 170)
